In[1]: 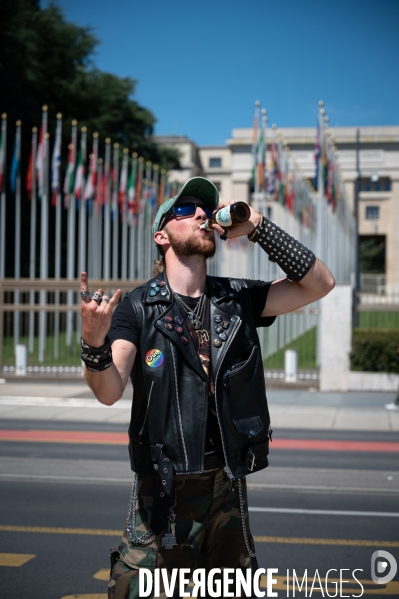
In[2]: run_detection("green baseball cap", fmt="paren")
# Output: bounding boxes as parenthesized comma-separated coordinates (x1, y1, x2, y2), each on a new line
(152, 177, 219, 242)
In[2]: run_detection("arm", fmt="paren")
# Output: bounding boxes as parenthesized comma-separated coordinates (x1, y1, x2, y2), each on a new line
(80, 272, 135, 406)
(211, 203, 335, 316)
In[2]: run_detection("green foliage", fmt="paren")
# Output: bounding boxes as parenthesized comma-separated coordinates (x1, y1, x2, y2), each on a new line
(359, 236, 385, 274)
(0, 0, 179, 169)
(350, 329, 399, 373)
(359, 311, 399, 329)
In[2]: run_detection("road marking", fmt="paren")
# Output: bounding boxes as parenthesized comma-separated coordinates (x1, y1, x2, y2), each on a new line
(1, 429, 399, 452)
(249, 507, 399, 517)
(1, 524, 398, 547)
(0, 552, 35, 566)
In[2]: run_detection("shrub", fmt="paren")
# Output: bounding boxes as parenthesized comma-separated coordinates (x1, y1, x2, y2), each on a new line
(350, 329, 399, 372)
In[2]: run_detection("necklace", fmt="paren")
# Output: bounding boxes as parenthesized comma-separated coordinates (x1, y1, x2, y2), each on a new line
(173, 286, 207, 330)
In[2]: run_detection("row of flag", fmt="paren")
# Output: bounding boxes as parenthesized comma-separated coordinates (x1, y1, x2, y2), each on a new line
(0, 111, 180, 224)
(250, 102, 347, 217)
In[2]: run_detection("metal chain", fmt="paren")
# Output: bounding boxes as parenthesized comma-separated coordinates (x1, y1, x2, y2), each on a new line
(237, 478, 256, 558)
(173, 286, 207, 329)
(126, 473, 156, 546)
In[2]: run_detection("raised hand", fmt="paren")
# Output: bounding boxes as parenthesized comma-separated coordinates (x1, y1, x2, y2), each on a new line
(80, 272, 122, 348)
(210, 201, 260, 239)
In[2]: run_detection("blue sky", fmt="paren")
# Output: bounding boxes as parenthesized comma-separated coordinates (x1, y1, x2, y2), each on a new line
(44, 0, 399, 145)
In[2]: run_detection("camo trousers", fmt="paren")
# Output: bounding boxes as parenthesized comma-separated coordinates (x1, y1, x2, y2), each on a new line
(108, 468, 258, 599)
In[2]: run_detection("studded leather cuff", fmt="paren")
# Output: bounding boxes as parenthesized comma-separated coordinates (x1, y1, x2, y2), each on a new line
(248, 214, 316, 281)
(81, 335, 113, 372)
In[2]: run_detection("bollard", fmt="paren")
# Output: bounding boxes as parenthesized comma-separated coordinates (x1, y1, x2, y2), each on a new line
(15, 344, 28, 377)
(284, 349, 298, 383)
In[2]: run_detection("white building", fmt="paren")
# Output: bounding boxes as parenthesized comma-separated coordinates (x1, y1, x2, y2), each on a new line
(156, 126, 399, 291)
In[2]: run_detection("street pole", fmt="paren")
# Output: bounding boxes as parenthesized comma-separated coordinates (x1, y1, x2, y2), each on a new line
(353, 128, 360, 328)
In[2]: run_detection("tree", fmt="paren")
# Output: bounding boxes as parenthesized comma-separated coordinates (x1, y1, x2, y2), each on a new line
(0, 0, 180, 169)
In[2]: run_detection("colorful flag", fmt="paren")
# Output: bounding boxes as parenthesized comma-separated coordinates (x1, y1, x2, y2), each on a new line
(74, 133, 86, 200)
(10, 126, 21, 194)
(36, 121, 45, 198)
(63, 138, 75, 206)
(313, 119, 321, 190)
(26, 130, 37, 199)
(84, 137, 98, 201)
(127, 155, 137, 218)
(268, 139, 276, 195)
(257, 124, 265, 191)
(119, 150, 128, 209)
(51, 117, 62, 206)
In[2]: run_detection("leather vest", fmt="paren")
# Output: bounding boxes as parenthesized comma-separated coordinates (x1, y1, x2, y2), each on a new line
(127, 272, 271, 481)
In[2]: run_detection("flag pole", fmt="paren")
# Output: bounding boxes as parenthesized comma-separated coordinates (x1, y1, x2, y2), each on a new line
(78, 126, 87, 275)
(13, 120, 22, 349)
(66, 120, 77, 349)
(95, 156, 103, 279)
(53, 113, 62, 359)
(0, 113, 7, 280)
(39, 104, 49, 363)
(112, 143, 119, 280)
(28, 127, 38, 353)
(103, 138, 111, 280)
(128, 152, 138, 280)
(121, 147, 129, 280)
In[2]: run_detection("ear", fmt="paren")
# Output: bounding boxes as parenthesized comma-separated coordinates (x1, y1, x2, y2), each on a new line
(154, 229, 170, 249)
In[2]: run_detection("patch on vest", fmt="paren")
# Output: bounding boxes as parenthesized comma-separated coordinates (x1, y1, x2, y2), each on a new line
(145, 349, 164, 368)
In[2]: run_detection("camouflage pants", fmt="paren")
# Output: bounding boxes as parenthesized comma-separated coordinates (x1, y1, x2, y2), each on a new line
(108, 468, 258, 598)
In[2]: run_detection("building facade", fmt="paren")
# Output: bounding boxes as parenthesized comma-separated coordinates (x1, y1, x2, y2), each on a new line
(156, 126, 399, 291)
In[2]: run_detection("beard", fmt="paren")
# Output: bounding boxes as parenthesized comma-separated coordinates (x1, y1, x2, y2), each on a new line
(165, 226, 216, 259)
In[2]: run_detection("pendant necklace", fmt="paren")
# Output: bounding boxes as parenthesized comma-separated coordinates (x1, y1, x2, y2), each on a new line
(173, 286, 207, 330)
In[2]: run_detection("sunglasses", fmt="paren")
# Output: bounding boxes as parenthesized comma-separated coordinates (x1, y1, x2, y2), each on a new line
(161, 203, 213, 228)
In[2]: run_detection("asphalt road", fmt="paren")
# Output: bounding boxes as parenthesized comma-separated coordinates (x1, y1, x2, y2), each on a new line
(1, 421, 398, 598)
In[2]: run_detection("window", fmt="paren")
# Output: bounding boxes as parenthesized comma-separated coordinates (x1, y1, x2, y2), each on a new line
(212, 181, 221, 192)
(209, 157, 222, 168)
(360, 177, 391, 192)
(365, 206, 379, 220)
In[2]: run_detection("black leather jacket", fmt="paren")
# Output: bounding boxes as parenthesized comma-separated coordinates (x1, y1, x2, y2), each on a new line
(127, 272, 272, 481)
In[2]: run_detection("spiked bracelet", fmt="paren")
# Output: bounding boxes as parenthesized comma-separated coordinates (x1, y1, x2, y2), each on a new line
(248, 214, 316, 281)
(81, 336, 113, 372)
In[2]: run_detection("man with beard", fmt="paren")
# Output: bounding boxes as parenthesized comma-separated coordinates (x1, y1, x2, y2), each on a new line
(80, 176, 334, 598)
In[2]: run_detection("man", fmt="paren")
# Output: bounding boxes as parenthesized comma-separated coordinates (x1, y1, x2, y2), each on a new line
(80, 176, 334, 598)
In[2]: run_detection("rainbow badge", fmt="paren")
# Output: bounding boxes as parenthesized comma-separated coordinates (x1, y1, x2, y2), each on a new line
(145, 349, 164, 368)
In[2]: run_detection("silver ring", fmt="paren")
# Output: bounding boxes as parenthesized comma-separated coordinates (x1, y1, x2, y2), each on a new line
(102, 297, 110, 304)
(91, 292, 103, 303)
(80, 291, 90, 299)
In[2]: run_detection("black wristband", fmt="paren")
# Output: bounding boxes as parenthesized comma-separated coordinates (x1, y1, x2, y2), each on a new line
(81, 335, 113, 371)
(248, 214, 316, 281)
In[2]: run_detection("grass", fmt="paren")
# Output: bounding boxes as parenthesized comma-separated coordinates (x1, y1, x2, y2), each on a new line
(263, 326, 317, 370)
(358, 311, 399, 329)
(2, 331, 81, 367)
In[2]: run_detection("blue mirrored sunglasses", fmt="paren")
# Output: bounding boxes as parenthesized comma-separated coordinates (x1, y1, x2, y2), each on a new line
(173, 203, 213, 219)
(161, 203, 213, 229)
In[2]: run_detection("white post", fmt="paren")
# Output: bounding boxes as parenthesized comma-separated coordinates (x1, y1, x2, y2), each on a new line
(15, 344, 27, 377)
(284, 349, 298, 382)
(319, 285, 352, 391)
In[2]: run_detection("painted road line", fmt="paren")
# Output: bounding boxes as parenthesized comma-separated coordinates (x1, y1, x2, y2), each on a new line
(1, 429, 399, 452)
(1, 525, 398, 547)
(0, 397, 131, 409)
(1, 473, 398, 495)
(0, 552, 35, 566)
(249, 507, 399, 517)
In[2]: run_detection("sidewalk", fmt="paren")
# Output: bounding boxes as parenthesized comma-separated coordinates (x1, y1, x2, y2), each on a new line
(0, 379, 398, 431)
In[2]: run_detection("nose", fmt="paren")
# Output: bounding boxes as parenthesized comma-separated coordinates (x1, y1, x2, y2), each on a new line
(195, 205, 208, 219)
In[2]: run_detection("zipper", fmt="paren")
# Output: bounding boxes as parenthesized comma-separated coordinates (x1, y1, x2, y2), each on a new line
(138, 380, 155, 437)
(214, 316, 242, 482)
(223, 345, 257, 387)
